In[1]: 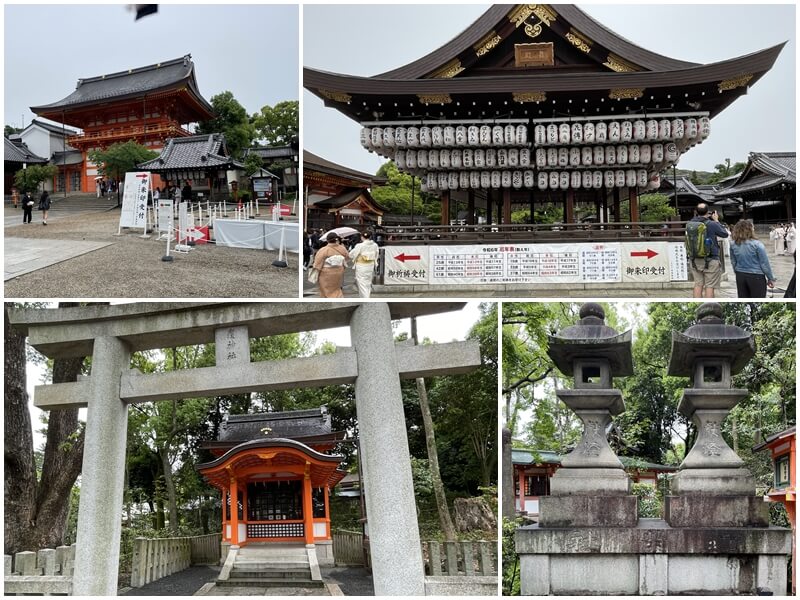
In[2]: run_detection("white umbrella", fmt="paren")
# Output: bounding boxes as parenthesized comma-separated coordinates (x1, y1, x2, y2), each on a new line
(322, 226, 360, 239)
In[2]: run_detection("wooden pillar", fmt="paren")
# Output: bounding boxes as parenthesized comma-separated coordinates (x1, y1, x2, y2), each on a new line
(440, 191, 450, 226)
(786, 190, 794, 221)
(629, 187, 640, 223)
(229, 478, 239, 546)
(324, 486, 331, 539)
(222, 487, 228, 541)
(565, 190, 575, 224)
(502, 189, 512, 224)
(496, 199, 503, 225)
(302, 466, 314, 546)
(486, 191, 493, 225)
(241, 483, 248, 529)
(467, 191, 475, 225)
(613, 188, 620, 223)
(529, 193, 535, 224)
(518, 468, 526, 514)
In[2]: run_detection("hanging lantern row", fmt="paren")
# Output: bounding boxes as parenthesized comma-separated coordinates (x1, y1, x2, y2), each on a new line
(360, 124, 530, 152)
(533, 117, 710, 147)
(418, 168, 660, 193)
(394, 142, 685, 172)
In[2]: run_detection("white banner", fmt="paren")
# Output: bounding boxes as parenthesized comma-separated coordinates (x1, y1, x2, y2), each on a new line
(178, 201, 190, 243)
(383, 242, 690, 285)
(119, 171, 150, 229)
(157, 199, 173, 236)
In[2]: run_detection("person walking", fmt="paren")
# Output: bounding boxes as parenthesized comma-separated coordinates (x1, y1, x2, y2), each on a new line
(685, 203, 729, 298)
(22, 191, 34, 224)
(302, 230, 312, 270)
(786, 222, 796, 255)
(349, 231, 380, 298)
(311, 233, 349, 298)
(729, 219, 776, 298)
(38, 190, 51, 225)
(181, 180, 193, 207)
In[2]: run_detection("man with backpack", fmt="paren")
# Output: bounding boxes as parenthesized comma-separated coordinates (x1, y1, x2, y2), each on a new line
(686, 203, 729, 298)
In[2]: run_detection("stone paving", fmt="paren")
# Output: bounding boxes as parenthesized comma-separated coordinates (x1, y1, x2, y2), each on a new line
(4, 237, 112, 281)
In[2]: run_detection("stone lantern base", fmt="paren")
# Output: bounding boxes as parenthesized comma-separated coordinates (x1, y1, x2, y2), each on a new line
(669, 466, 756, 495)
(516, 520, 790, 595)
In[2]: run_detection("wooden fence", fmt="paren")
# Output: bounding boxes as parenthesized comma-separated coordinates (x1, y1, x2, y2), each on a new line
(130, 533, 221, 588)
(332, 530, 367, 566)
(4, 545, 75, 595)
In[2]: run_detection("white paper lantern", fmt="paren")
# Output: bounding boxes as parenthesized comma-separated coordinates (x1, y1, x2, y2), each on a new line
(440, 149, 451, 169)
(431, 126, 443, 146)
(615, 170, 626, 187)
(459, 171, 470, 189)
(470, 171, 481, 189)
(625, 169, 637, 188)
(665, 142, 678, 162)
(546, 148, 557, 167)
(524, 170, 535, 188)
(382, 127, 395, 148)
(418, 126, 431, 147)
(652, 143, 664, 163)
(646, 120, 659, 141)
(604, 170, 615, 188)
(532, 150, 545, 169)
(504, 125, 516, 145)
(633, 120, 646, 141)
(486, 149, 496, 168)
(519, 148, 531, 167)
(371, 127, 384, 148)
(637, 169, 648, 188)
(480, 171, 491, 189)
(671, 119, 684, 140)
(443, 126, 455, 146)
(428, 150, 439, 169)
(479, 125, 492, 145)
(416, 150, 427, 169)
(407, 126, 421, 148)
(609, 121, 621, 143)
(592, 171, 603, 189)
(640, 144, 651, 164)
(516, 124, 528, 145)
(467, 125, 479, 146)
(559, 171, 570, 190)
(419, 181, 429, 193)
(684, 118, 698, 139)
(497, 148, 508, 168)
(450, 149, 462, 169)
(621, 120, 633, 142)
(448, 172, 459, 189)
(534, 124, 546, 145)
(512, 171, 523, 189)
(426, 172, 437, 191)
(438, 172, 449, 190)
(547, 124, 558, 145)
(584, 122, 596, 144)
(502, 170, 512, 188)
(658, 120, 671, 141)
(455, 126, 467, 146)
(699, 117, 710, 139)
(571, 123, 583, 144)
(360, 127, 371, 149)
(571, 171, 582, 189)
(491, 171, 502, 188)
(605, 146, 617, 165)
(508, 149, 519, 167)
(595, 122, 608, 143)
(395, 150, 407, 169)
(492, 126, 504, 145)
(594, 146, 605, 165)
(463, 149, 473, 168)
(628, 144, 640, 164)
(559, 123, 571, 144)
(549, 171, 560, 189)
(582, 171, 593, 189)
(473, 149, 484, 168)
(617, 145, 628, 165)
(582, 147, 594, 166)
(558, 147, 569, 167)
(394, 127, 407, 148)
(406, 150, 417, 169)
(569, 147, 581, 167)
(538, 172, 549, 190)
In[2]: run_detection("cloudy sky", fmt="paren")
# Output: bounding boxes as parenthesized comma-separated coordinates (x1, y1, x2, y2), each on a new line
(304, 3, 795, 176)
(4, 4, 299, 130)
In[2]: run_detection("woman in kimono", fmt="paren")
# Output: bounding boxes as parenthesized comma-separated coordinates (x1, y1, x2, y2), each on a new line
(349, 231, 380, 298)
(770, 225, 782, 255)
(786, 223, 796, 255)
(312, 233, 349, 297)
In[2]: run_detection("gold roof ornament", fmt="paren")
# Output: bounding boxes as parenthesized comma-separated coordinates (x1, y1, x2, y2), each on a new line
(417, 94, 453, 105)
(513, 91, 547, 103)
(603, 53, 639, 73)
(474, 31, 502, 57)
(565, 28, 592, 53)
(318, 89, 352, 103)
(429, 59, 465, 79)
(609, 88, 645, 100)
(718, 73, 754, 92)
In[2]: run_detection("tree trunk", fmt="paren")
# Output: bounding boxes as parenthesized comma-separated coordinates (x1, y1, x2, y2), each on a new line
(4, 306, 37, 555)
(411, 318, 457, 541)
(501, 428, 515, 520)
(160, 448, 179, 534)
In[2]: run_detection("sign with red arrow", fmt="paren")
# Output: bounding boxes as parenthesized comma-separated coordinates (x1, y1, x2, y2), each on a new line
(395, 253, 421, 263)
(630, 249, 658, 259)
(621, 242, 670, 283)
(385, 246, 430, 284)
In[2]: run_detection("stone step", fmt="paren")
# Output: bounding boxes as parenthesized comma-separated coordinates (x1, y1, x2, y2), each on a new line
(217, 577, 325, 588)
(230, 569, 312, 580)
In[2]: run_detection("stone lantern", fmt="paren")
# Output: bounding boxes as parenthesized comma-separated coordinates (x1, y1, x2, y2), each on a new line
(665, 302, 767, 527)
(541, 302, 635, 526)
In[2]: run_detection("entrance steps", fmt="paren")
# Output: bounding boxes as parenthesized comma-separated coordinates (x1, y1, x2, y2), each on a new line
(48, 194, 118, 213)
(218, 543, 324, 588)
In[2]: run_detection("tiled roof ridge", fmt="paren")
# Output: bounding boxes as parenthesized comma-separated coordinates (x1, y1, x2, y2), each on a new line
(76, 54, 192, 88)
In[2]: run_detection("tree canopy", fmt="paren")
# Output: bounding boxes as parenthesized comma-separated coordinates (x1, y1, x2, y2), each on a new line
(196, 91, 255, 159)
(88, 141, 158, 184)
(252, 101, 299, 147)
(371, 161, 441, 221)
(14, 164, 58, 194)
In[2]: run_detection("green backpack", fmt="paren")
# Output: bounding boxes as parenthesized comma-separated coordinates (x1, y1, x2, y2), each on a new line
(685, 219, 711, 259)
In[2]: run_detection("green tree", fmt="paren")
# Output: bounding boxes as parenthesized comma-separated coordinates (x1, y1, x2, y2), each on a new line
(197, 91, 255, 159)
(638, 193, 677, 222)
(244, 153, 265, 177)
(14, 164, 58, 194)
(707, 158, 747, 184)
(88, 141, 157, 202)
(5, 124, 22, 137)
(371, 161, 440, 221)
(252, 101, 299, 147)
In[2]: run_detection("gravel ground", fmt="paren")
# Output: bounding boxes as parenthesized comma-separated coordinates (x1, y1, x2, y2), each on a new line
(5, 211, 300, 298)
(121, 565, 218, 596)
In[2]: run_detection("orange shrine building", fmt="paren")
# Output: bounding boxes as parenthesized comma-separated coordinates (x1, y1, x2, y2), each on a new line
(197, 408, 346, 565)
(30, 55, 213, 194)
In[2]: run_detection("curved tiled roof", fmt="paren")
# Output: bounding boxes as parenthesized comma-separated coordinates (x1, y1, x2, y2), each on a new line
(4, 138, 47, 164)
(717, 151, 796, 197)
(138, 133, 244, 171)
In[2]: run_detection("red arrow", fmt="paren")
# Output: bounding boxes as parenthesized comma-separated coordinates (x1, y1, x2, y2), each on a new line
(631, 249, 658, 259)
(395, 253, 421, 263)
(135, 174, 148, 178)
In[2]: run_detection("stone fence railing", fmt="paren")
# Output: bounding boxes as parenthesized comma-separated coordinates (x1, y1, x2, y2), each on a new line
(4, 544, 75, 595)
(425, 540, 496, 576)
(130, 533, 221, 588)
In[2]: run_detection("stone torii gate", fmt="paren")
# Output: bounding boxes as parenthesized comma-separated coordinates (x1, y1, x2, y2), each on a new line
(8, 302, 482, 596)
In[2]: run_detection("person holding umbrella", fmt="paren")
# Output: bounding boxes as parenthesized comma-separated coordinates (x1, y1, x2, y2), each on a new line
(311, 232, 349, 297)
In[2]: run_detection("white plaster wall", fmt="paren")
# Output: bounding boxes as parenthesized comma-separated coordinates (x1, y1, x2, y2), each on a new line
(225, 524, 231, 539)
(313, 522, 327, 537)
(524, 499, 539, 515)
(238, 523, 246, 542)
(20, 128, 50, 159)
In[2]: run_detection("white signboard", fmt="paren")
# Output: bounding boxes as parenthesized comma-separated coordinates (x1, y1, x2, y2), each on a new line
(383, 241, 690, 285)
(178, 201, 190, 243)
(157, 199, 173, 236)
(119, 171, 150, 229)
